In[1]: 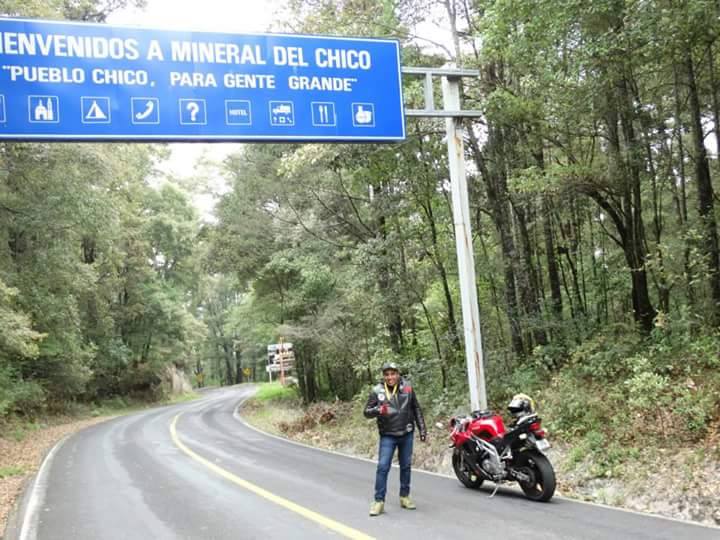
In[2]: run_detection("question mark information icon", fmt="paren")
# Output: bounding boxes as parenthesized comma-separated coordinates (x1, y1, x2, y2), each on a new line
(179, 99, 207, 125)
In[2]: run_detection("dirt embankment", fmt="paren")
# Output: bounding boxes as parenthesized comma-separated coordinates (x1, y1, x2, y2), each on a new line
(240, 398, 720, 528)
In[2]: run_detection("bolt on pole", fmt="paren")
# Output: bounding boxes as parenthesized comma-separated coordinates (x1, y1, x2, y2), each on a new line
(441, 76, 488, 412)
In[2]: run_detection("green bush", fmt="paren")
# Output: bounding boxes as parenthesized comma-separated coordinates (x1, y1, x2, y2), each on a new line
(568, 331, 639, 381)
(0, 367, 46, 418)
(674, 386, 717, 435)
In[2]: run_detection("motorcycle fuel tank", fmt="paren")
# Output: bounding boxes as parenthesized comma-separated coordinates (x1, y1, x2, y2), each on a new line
(469, 415, 506, 439)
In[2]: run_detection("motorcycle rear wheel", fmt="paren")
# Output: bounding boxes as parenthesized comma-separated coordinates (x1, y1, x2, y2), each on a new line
(514, 450, 556, 502)
(452, 450, 484, 489)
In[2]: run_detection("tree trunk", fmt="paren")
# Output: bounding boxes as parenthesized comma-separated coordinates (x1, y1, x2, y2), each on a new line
(513, 200, 548, 346)
(604, 72, 656, 332)
(222, 342, 234, 386)
(543, 197, 563, 318)
(377, 213, 403, 352)
(467, 129, 525, 357)
(708, 44, 720, 160)
(424, 198, 462, 354)
(672, 62, 695, 306)
(687, 52, 720, 323)
(235, 352, 243, 384)
(476, 214, 509, 349)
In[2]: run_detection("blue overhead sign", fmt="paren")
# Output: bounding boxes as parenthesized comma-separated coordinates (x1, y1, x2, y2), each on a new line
(0, 18, 405, 142)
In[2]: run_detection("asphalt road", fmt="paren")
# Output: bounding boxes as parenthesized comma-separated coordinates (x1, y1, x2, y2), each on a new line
(8, 385, 720, 540)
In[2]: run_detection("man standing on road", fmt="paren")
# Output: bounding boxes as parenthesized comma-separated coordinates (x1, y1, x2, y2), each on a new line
(364, 362, 427, 516)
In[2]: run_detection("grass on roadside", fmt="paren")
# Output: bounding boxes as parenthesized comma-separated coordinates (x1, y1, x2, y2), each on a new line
(241, 383, 304, 436)
(166, 391, 202, 404)
(1, 391, 202, 442)
(4, 422, 45, 442)
(253, 382, 299, 402)
(0, 465, 24, 479)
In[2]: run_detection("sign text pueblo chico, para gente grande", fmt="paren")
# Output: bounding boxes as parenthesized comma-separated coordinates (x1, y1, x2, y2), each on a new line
(1, 32, 374, 92)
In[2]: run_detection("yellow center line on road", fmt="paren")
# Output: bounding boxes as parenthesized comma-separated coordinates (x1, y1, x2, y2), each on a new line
(169, 414, 375, 540)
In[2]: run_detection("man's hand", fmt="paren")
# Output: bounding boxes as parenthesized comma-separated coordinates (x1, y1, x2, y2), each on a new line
(379, 403, 389, 416)
(420, 432, 428, 442)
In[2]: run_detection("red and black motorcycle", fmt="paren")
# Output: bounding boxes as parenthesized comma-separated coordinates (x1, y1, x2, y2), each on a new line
(442, 394, 556, 502)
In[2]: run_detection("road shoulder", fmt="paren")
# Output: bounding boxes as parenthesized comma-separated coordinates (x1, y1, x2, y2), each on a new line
(1, 416, 116, 538)
(238, 389, 720, 529)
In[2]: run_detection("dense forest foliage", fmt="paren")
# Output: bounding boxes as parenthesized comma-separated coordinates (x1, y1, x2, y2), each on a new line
(2, 0, 719, 445)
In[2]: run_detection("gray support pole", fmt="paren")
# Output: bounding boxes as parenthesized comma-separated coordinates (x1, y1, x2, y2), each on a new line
(441, 76, 488, 411)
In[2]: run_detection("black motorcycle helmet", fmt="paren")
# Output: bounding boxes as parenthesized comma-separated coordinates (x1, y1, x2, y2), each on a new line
(508, 393, 535, 417)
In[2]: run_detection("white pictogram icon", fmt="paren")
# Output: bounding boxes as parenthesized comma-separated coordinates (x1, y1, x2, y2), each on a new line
(81, 97, 111, 124)
(131, 98, 160, 124)
(352, 103, 375, 127)
(187, 103, 199, 121)
(35, 99, 53, 121)
(311, 102, 336, 127)
(87, 102, 106, 120)
(179, 99, 207, 125)
(135, 101, 154, 120)
(29, 96, 60, 123)
(225, 100, 252, 126)
(269, 101, 294, 126)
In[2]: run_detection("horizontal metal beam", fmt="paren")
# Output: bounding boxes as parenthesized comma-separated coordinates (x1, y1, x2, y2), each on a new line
(405, 109, 483, 118)
(402, 67, 481, 119)
(402, 66, 480, 78)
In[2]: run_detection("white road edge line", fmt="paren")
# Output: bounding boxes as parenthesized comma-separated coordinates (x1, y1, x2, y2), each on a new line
(232, 391, 720, 531)
(17, 434, 70, 540)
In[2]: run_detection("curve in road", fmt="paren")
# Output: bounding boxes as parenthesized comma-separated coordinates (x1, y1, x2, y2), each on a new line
(8, 385, 720, 540)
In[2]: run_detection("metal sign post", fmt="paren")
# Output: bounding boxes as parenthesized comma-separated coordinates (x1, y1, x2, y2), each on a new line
(0, 15, 486, 410)
(279, 338, 285, 386)
(404, 67, 487, 411)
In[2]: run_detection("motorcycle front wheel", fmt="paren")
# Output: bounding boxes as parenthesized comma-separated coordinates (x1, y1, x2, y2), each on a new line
(452, 449, 484, 489)
(514, 450, 556, 502)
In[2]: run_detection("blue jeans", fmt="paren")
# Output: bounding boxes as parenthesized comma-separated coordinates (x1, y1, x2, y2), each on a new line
(374, 432, 414, 502)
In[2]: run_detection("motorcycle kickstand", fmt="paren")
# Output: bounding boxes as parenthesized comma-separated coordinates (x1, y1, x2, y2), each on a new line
(488, 483, 501, 498)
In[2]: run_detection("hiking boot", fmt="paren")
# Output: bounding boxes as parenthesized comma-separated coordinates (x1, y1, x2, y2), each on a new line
(399, 496, 416, 510)
(369, 501, 385, 516)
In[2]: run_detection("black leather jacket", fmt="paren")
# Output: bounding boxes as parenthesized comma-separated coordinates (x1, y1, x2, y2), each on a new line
(363, 378, 427, 437)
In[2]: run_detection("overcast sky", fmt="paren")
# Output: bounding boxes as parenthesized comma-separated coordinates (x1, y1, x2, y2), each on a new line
(108, 0, 289, 189)
(105, 1, 454, 218)
(109, 0, 286, 33)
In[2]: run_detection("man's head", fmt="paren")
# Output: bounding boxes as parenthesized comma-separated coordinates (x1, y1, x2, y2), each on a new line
(382, 362, 400, 387)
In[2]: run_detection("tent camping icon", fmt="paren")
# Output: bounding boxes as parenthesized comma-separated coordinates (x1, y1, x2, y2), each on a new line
(86, 101, 106, 120)
(81, 97, 111, 124)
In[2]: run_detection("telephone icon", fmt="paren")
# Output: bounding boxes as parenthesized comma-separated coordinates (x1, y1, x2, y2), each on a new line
(131, 98, 160, 124)
(135, 101, 154, 120)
